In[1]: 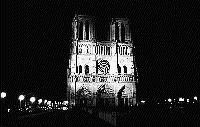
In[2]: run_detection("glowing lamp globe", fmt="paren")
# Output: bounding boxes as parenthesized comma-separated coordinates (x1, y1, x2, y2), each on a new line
(18, 95, 25, 101)
(1, 92, 6, 99)
(38, 99, 42, 104)
(168, 98, 172, 102)
(30, 97, 36, 103)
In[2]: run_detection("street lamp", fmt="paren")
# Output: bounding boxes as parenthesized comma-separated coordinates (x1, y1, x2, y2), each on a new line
(30, 97, 36, 103)
(168, 98, 172, 103)
(1, 92, 6, 99)
(44, 99, 47, 104)
(38, 99, 42, 104)
(18, 95, 25, 109)
(179, 97, 184, 102)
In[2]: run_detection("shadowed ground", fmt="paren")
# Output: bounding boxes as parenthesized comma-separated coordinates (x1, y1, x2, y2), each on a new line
(2, 105, 200, 127)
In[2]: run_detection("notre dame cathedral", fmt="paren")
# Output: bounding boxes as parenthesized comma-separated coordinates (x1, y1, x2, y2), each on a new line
(67, 15, 138, 108)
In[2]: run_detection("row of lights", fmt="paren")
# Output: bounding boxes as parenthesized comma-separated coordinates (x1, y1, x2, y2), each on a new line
(166, 96, 198, 102)
(1, 92, 68, 104)
(1, 91, 69, 112)
(1, 92, 52, 107)
(140, 96, 198, 104)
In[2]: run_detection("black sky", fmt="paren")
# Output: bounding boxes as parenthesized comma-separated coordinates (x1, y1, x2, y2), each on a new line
(1, 0, 199, 102)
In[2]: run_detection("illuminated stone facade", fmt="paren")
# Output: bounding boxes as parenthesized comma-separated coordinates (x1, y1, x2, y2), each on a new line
(67, 15, 138, 107)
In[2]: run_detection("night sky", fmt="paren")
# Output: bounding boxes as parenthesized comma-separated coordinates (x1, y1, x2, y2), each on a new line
(1, 1, 199, 102)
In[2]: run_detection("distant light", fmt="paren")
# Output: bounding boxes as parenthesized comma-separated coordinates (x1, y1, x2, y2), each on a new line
(30, 97, 36, 103)
(141, 100, 145, 103)
(18, 95, 25, 101)
(194, 96, 197, 100)
(38, 99, 42, 104)
(8, 108, 10, 112)
(63, 107, 68, 110)
(63, 101, 69, 105)
(47, 101, 51, 106)
(187, 99, 189, 102)
(157, 103, 160, 104)
(168, 98, 172, 102)
(179, 97, 184, 102)
(44, 99, 47, 104)
(1, 92, 6, 99)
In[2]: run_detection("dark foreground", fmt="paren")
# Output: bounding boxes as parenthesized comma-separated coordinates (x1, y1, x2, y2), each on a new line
(2, 109, 113, 127)
(118, 105, 200, 126)
(2, 106, 200, 127)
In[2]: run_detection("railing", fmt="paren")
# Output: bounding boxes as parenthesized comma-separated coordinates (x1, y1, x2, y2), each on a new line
(69, 74, 135, 83)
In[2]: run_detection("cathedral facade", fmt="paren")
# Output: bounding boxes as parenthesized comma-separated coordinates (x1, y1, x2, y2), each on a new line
(67, 15, 138, 108)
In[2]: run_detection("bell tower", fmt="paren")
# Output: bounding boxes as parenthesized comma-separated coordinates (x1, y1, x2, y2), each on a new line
(110, 18, 131, 43)
(72, 15, 95, 41)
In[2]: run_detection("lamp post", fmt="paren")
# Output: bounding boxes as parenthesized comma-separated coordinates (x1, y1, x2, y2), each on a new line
(1, 92, 7, 99)
(38, 99, 42, 104)
(30, 97, 36, 103)
(18, 95, 25, 109)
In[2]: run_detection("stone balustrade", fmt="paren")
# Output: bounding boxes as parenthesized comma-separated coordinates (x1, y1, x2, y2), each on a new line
(69, 74, 135, 83)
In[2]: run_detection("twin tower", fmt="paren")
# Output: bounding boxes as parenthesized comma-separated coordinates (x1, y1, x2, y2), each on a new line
(72, 15, 131, 42)
(67, 15, 138, 108)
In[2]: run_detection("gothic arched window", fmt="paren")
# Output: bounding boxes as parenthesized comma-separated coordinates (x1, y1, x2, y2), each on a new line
(85, 65, 89, 75)
(85, 21, 89, 40)
(115, 22, 119, 40)
(101, 46, 103, 55)
(79, 65, 82, 74)
(86, 46, 89, 53)
(123, 66, 127, 73)
(76, 66, 78, 73)
(118, 64, 121, 74)
(121, 23, 125, 42)
(79, 22, 83, 40)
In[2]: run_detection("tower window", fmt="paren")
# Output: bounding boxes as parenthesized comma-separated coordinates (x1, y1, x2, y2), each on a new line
(87, 46, 89, 53)
(76, 66, 78, 73)
(123, 66, 127, 73)
(79, 65, 82, 74)
(121, 23, 125, 42)
(118, 64, 121, 74)
(115, 22, 119, 41)
(108, 47, 110, 55)
(78, 45, 82, 53)
(85, 21, 89, 40)
(85, 65, 89, 75)
(97, 46, 99, 54)
(96, 61, 98, 74)
(130, 47, 133, 56)
(107, 46, 110, 55)
(79, 22, 83, 40)
(104, 46, 106, 55)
